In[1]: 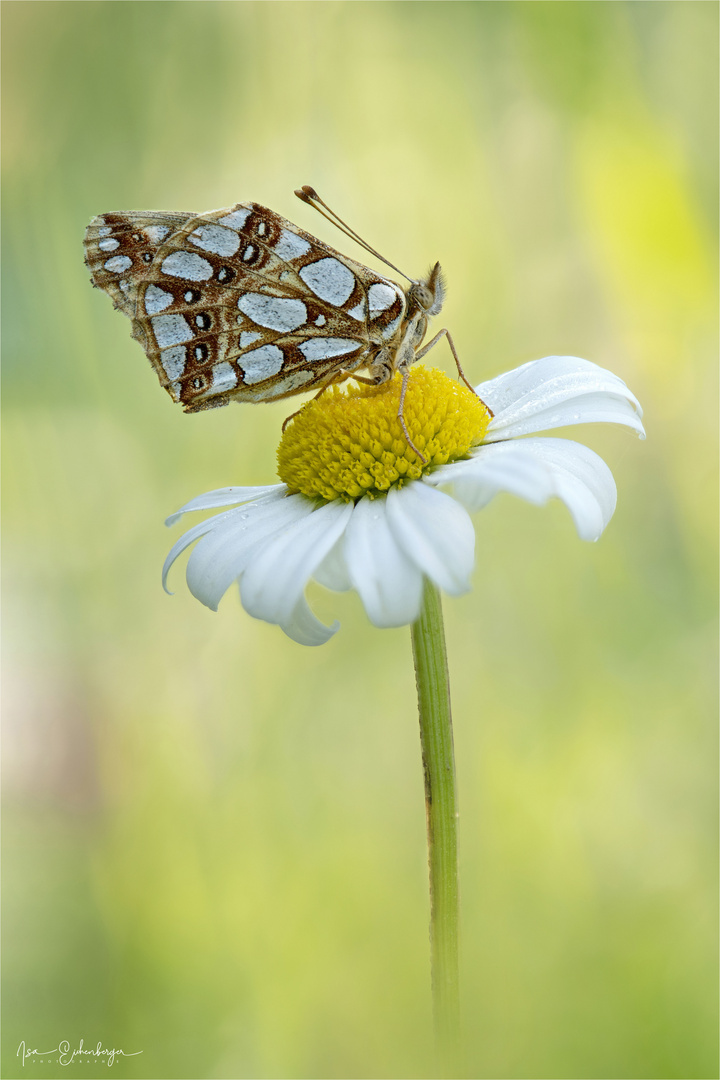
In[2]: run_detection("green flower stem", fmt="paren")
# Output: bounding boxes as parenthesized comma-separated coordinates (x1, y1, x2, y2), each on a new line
(411, 579, 461, 1076)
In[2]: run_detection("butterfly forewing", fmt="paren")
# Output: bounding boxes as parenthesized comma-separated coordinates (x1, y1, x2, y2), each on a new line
(84, 201, 407, 412)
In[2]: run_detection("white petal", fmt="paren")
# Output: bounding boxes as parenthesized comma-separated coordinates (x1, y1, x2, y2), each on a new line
(427, 438, 617, 541)
(385, 482, 475, 596)
(426, 444, 556, 512)
(186, 494, 313, 610)
(240, 499, 354, 625)
(344, 496, 424, 627)
(163, 506, 245, 594)
(525, 438, 617, 541)
(313, 535, 353, 592)
(165, 484, 284, 526)
(280, 596, 339, 647)
(476, 356, 645, 442)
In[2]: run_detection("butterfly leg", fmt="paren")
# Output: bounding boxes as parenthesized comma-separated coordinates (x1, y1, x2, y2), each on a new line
(415, 327, 483, 403)
(397, 370, 428, 465)
(344, 373, 378, 386)
(367, 352, 428, 464)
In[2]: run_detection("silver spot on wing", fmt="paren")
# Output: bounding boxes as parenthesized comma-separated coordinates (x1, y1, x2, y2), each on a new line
(239, 344, 284, 385)
(273, 229, 311, 261)
(161, 251, 213, 281)
(297, 337, 360, 361)
(152, 314, 193, 348)
(299, 258, 355, 305)
(237, 293, 307, 332)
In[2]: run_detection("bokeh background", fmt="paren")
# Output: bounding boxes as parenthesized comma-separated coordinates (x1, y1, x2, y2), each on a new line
(2, 2, 717, 1078)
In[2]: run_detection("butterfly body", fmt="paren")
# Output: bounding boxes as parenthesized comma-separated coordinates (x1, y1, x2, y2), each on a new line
(84, 201, 445, 414)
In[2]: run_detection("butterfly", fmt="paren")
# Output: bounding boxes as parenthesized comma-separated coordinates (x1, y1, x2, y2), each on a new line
(83, 186, 475, 460)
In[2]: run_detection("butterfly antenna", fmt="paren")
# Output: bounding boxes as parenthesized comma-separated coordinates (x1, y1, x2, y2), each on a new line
(295, 185, 413, 283)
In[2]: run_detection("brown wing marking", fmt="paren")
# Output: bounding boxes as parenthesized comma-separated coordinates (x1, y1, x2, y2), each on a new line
(83, 211, 194, 318)
(178, 334, 368, 412)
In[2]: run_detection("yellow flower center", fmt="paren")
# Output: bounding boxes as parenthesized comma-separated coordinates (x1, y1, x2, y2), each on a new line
(277, 366, 492, 502)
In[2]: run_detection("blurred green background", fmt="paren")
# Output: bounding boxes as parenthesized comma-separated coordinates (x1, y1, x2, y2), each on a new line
(2, 2, 717, 1078)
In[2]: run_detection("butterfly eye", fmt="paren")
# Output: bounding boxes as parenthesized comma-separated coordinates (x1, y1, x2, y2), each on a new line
(193, 343, 209, 363)
(184, 288, 201, 304)
(191, 375, 207, 390)
(142, 252, 153, 263)
(194, 312, 212, 330)
(217, 266, 235, 284)
(407, 283, 430, 309)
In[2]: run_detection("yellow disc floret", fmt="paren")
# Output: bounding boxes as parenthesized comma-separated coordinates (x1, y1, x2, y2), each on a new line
(277, 366, 492, 502)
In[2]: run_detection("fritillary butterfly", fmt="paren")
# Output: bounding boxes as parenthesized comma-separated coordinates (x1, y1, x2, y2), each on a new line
(84, 186, 475, 459)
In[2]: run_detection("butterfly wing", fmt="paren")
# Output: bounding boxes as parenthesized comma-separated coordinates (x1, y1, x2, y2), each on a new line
(84, 211, 194, 317)
(86, 202, 408, 411)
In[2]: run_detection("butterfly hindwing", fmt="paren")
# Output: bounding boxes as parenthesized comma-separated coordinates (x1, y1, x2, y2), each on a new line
(84, 210, 194, 318)
(85, 201, 407, 411)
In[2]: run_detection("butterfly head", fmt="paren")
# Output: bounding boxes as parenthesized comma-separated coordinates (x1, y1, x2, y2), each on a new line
(408, 262, 445, 318)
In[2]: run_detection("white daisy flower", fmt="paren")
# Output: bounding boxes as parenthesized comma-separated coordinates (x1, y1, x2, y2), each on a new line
(163, 357, 644, 646)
